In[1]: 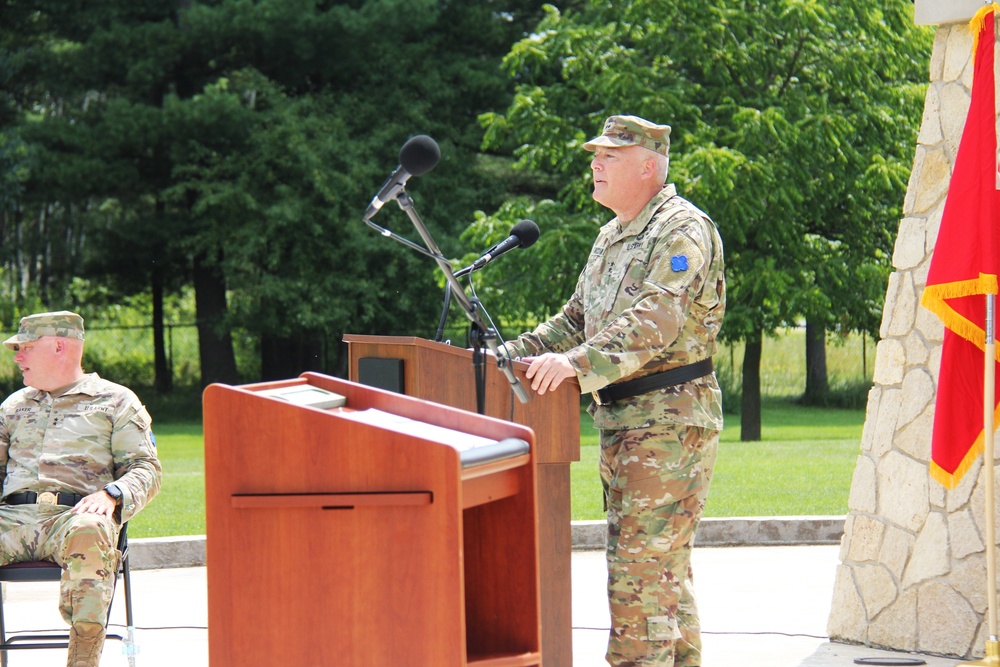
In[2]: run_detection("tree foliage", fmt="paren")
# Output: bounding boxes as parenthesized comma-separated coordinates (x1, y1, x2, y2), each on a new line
(0, 0, 548, 383)
(469, 0, 932, 438)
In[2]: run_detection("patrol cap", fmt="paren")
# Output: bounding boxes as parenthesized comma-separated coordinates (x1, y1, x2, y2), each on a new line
(582, 115, 671, 157)
(3, 311, 85, 350)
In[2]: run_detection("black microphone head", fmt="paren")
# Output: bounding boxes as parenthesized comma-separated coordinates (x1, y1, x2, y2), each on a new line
(398, 135, 440, 177)
(511, 219, 540, 249)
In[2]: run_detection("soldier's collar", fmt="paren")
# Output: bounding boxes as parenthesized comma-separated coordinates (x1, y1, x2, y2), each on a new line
(49, 376, 88, 398)
(616, 184, 677, 237)
(28, 373, 101, 400)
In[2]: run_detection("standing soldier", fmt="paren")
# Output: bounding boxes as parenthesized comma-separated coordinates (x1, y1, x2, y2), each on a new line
(0, 311, 162, 667)
(504, 115, 725, 667)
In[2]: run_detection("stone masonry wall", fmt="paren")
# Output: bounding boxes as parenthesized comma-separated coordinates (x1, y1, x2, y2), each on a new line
(827, 23, 999, 659)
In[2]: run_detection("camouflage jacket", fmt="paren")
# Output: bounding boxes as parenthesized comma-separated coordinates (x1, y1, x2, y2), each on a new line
(506, 185, 726, 430)
(0, 373, 162, 522)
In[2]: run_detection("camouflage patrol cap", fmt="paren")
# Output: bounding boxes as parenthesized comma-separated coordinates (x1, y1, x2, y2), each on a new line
(582, 115, 671, 157)
(3, 311, 85, 350)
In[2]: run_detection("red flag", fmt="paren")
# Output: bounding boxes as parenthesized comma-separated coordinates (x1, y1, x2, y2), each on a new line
(921, 5, 1000, 489)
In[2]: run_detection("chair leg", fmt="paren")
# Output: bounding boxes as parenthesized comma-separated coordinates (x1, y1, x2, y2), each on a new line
(1, 582, 7, 667)
(121, 555, 137, 666)
(122, 555, 133, 633)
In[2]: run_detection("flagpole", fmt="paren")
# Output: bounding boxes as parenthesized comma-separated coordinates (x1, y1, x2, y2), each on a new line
(966, 5, 1000, 664)
(965, 293, 1000, 666)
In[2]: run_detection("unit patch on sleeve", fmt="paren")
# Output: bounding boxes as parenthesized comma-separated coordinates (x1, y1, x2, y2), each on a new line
(657, 234, 704, 295)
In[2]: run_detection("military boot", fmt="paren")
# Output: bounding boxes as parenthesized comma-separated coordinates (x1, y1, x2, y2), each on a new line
(66, 621, 106, 667)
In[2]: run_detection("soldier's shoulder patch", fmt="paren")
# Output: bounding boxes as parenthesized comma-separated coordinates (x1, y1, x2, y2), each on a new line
(659, 235, 703, 295)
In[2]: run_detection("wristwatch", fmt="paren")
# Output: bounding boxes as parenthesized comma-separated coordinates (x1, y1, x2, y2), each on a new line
(103, 483, 123, 505)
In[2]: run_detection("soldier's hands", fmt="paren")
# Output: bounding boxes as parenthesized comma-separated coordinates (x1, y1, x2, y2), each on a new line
(523, 353, 576, 395)
(71, 490, 118, 518)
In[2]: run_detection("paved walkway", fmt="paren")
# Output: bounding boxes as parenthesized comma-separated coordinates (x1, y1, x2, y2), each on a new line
(573, 546, 959, 667)
(0, 544, 966, 666)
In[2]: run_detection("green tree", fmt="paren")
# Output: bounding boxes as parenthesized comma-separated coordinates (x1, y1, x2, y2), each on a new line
(471, 0, 931, 439)
(0, 0, 548, 386)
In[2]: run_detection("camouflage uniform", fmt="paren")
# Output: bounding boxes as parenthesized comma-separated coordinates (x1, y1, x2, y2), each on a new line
(0, 372, 162, 626)
(506, 118, 725, 667)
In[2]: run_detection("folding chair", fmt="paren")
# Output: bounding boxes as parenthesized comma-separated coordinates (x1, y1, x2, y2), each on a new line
(0, 522, 133, 666)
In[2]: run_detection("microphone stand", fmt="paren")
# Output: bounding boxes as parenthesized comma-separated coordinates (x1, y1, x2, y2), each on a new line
(470, 310, 488, 415)
(433, 281, 452, 343)
(435, 282, 490, 415)
(392, 192, 530, 410)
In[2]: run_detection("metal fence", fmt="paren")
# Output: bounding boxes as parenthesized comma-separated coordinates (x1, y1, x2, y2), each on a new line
(0, 324, 206, 395)
(716, 328, 876, 399)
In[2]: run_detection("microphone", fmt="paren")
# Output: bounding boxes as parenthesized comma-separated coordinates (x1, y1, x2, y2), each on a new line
(455, 219, 540, 277)
(363, 135, 441, 220)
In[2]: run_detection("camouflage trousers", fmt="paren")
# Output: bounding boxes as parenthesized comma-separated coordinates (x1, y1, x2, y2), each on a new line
(600, 423, 719, 667)
(0, 504, 121, 627)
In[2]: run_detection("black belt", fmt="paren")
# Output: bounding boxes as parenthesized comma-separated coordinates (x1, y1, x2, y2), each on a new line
(593, 358, 714, 406)
(4, 491, 84, 507)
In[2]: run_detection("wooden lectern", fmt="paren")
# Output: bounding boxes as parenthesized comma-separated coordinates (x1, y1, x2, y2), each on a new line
(343, 335, 582, 667)
(204, 372, 541, 667)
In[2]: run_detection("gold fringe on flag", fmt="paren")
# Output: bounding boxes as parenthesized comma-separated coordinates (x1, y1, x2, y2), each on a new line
(971, 3, 1000, 63)
(929, 408, 1000, 489)
(921, 273, 1000, 357)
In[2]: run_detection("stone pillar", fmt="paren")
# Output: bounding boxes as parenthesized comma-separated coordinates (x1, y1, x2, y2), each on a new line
(827, 18, 1000, 659)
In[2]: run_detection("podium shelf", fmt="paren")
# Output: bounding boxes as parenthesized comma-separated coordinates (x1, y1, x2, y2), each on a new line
(463, 463, 524, 509)
(467, 651, 542, 667)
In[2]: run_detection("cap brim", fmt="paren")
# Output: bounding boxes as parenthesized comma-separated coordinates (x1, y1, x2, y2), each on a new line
(3, 334, 33, 350)
(582, 136, 635, 152)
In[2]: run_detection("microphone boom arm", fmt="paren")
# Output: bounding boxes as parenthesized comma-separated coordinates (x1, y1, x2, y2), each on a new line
(393, 192, 530, 404)
(364, 205, 447, 261)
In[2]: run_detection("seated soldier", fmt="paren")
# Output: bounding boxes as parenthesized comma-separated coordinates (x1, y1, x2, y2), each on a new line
(0, 311, 161, 667)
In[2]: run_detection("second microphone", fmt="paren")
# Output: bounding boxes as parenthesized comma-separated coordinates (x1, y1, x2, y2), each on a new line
(455, 219, 540, 278)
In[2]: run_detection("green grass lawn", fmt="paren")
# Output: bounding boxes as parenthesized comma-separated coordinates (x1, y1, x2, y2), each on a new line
(569, 401, 865, 521)
(126, 422, 206, 538)
(133, 399, 865, 537)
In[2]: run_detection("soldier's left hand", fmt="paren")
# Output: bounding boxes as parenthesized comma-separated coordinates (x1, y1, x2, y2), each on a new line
(71, 491, 118, 518)
(523, 353, 576, 395)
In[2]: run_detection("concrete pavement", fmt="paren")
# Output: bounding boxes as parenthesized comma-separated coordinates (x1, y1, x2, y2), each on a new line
(0, 538, 968, 667)
(573, 546, 959, 667)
